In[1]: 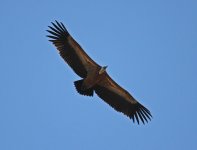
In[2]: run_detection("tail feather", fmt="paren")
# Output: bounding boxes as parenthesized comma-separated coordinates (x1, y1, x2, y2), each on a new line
(74, 79, 94, 97)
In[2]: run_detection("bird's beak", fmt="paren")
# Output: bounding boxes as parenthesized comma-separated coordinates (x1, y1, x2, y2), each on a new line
(104, 66, 108, 70)
(99, 66, 108, 74)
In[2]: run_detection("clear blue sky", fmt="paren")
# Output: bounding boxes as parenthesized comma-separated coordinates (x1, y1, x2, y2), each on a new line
(1, 0, 197, 150)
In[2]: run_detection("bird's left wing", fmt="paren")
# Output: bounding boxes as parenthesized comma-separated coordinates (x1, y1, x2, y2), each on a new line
(95, 73, 152, 124)
(47, 21, 100, 78)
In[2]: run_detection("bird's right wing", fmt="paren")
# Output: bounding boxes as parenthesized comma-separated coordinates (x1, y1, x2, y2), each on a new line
(95, 73, 152, 124)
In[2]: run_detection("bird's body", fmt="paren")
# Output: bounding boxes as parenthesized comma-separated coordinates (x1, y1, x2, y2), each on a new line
(81, 67, 104, 91)
(47, 21, 152, 124)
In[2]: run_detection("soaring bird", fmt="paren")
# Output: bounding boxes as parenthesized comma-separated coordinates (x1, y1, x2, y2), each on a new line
(47, 21, 152, 124)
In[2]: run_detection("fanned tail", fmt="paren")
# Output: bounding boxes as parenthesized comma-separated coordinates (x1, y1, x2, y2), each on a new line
(74, 79, 94, 97)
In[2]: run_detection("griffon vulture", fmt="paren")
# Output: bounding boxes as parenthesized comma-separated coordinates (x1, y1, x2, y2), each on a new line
(47, 21, 152, 124)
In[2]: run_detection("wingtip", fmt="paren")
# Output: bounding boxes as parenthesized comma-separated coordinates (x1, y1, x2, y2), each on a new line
(128, 106, 152, 125)
(46, 20, 70, 42)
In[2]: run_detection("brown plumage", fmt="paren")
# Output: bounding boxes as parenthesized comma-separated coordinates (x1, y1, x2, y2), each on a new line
(47, 21, 152, 124)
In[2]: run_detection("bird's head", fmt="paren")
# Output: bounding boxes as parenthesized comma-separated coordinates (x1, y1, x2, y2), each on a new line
(99, 66, 108, 74)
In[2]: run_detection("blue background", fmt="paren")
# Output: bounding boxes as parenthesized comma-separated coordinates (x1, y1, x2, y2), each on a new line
(1, 0, 197, 149)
